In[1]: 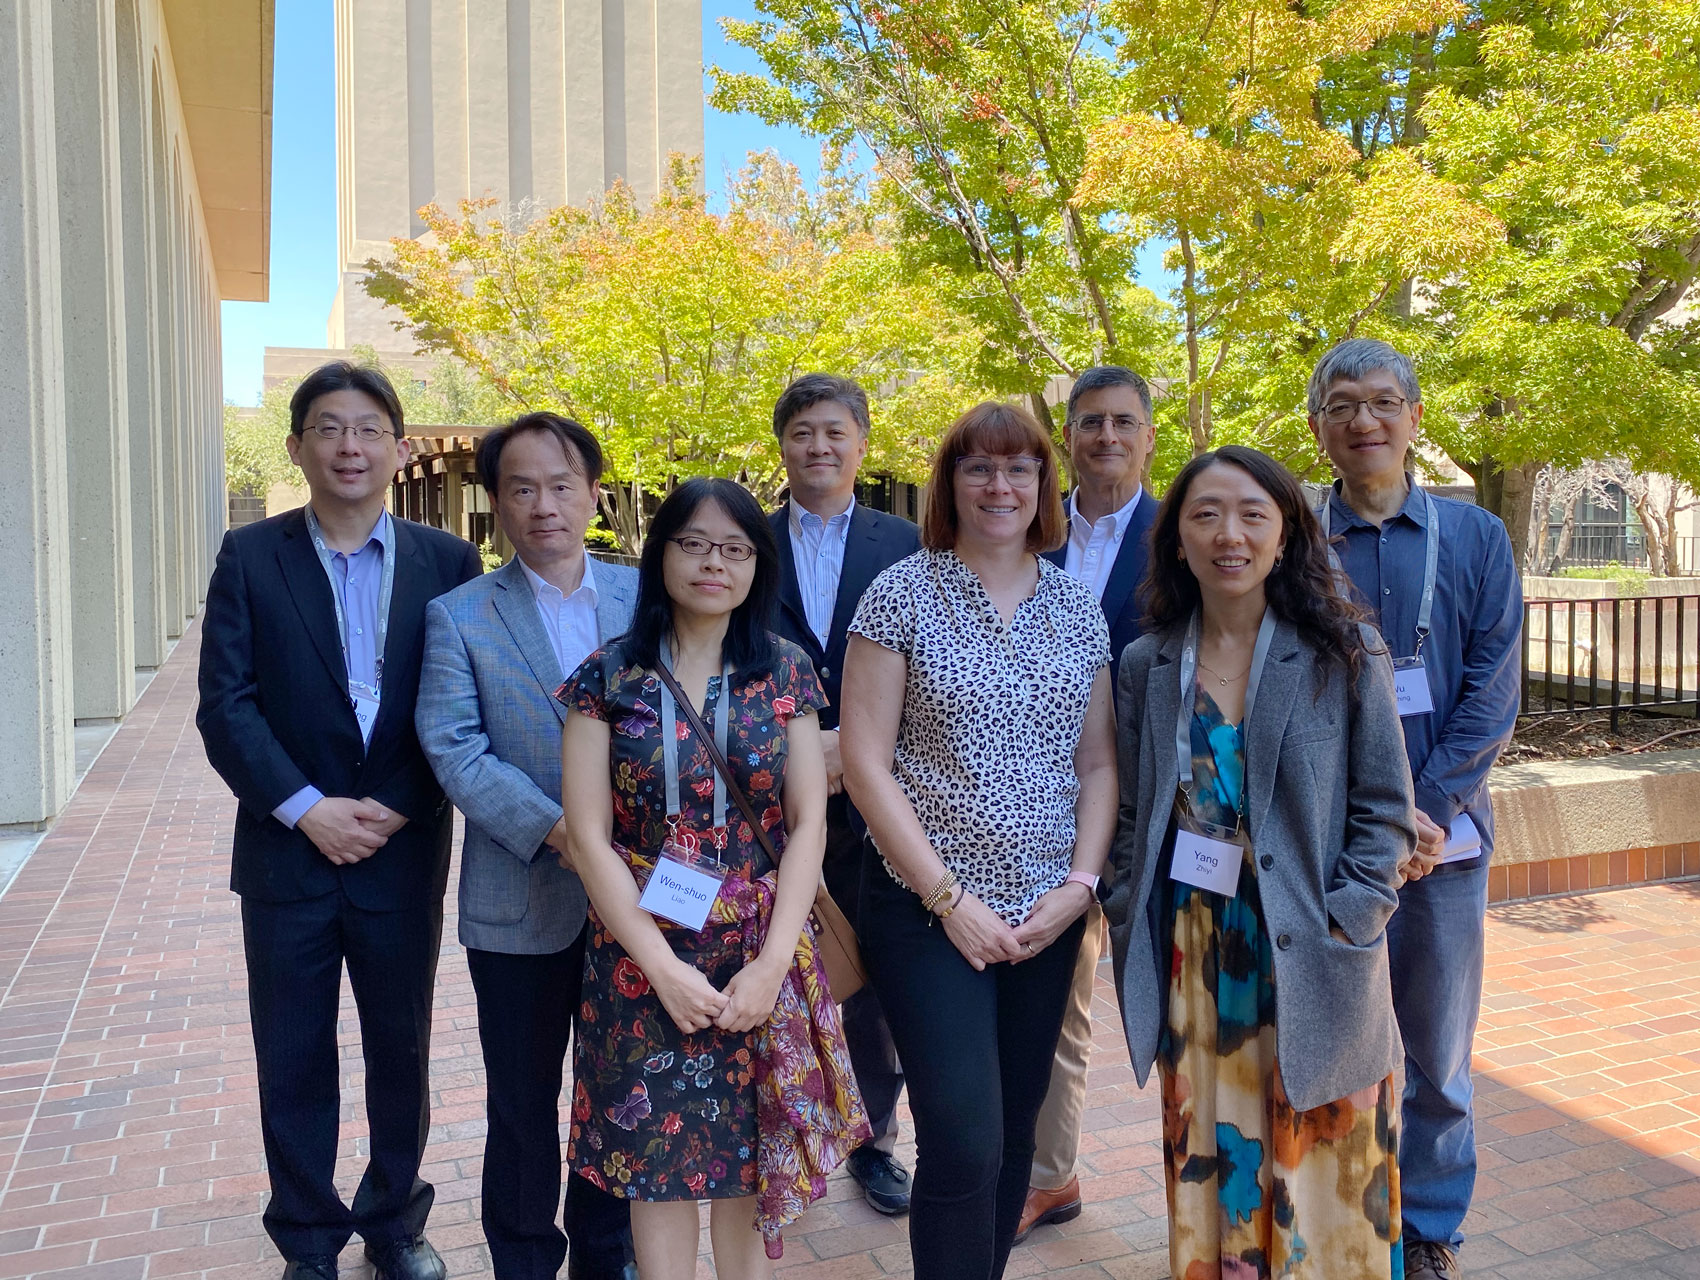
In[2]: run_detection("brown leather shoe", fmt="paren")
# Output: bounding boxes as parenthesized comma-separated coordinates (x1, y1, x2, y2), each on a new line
(1014, 1176, 1082, 1244)
(1404, 1240, 1461, 1280)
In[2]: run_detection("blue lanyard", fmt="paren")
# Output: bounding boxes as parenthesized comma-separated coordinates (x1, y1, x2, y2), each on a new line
(304, 506, 395, 696)
(656, 646, 733, 840)
(1321, 482, 1438, 658)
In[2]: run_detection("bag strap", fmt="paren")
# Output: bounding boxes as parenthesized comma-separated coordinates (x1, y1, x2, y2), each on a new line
(655, 660, 783, 867)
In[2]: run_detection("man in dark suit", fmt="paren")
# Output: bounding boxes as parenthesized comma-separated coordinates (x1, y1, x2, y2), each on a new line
(1019, 365, 1158, 1241)
(766, 374, 920, 1214)
(197, 362, 482, 1280)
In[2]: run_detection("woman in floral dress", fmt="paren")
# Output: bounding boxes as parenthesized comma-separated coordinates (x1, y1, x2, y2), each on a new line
(559, 478, 868, 1280)
(1103, 447, 1416, 1279)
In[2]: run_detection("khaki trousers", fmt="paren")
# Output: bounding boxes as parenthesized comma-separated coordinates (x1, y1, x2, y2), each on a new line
(1028, 901, 1103, 1190)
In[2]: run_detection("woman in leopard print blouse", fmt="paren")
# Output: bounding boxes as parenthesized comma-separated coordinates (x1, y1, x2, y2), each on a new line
(840, 402, 1117, 1280)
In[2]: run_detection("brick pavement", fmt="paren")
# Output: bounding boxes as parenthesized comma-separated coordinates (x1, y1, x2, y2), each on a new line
(1, 619, 1698, 1280)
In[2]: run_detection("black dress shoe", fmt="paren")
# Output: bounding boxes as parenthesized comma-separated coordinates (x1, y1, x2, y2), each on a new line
(363, 1235, 445, 1280)
(281, 1258, 337, 1280)
(845, 1146, 912, 1215)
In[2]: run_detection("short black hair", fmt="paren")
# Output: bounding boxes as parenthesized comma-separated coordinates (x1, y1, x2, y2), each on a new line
(1065, 365, 1152, 424)
(289, 361, 405, 437)
(771, 373, 871, 439)
(623, 478, 779, 679)
(477, 412, 605, 496)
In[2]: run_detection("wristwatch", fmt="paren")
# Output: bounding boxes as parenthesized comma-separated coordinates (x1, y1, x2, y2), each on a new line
(1064, 871, 1100, 895)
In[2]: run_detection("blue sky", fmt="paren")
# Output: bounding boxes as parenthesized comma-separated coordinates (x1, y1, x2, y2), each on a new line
(219, 4, 1170, 404)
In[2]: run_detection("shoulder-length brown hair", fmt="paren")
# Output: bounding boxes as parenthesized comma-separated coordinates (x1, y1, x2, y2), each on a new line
(920, 402, 1066, 553)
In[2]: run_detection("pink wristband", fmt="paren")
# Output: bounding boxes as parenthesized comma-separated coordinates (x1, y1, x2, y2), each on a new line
(1065, 871, 1100, 894)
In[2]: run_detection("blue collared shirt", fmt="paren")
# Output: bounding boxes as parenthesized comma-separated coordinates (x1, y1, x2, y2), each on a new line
(789, 495, 856, 649)
(519, 554, 600, 680)
(1326, 480, 1522, 850)
(273, 509, 393, 829)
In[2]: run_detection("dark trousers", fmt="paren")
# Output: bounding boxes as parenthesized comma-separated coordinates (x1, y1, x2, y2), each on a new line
(241, 887, 442, 1260)
(467, 939, 633, 1280)
(822, 815, 903, 1153)
(861, 858, 1084, 1280)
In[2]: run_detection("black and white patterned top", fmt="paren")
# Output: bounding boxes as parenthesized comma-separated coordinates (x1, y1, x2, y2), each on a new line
(849, 549, 1111, 923)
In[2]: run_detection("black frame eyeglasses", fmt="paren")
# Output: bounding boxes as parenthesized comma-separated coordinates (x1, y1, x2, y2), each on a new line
(667, 536, 756, 562)
(1318, 395, 1410, 425)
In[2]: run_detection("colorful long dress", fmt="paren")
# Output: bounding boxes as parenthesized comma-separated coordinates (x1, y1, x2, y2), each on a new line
(1160, 686, 1402, 1280)
(558, 637, 868, 1248)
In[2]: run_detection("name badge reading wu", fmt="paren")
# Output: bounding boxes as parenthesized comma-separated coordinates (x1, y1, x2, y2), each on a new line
(1391, 656, 1435, 717)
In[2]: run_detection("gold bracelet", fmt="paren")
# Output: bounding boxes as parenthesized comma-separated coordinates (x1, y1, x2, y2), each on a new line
(920, 869, 959, 914)
(935, 886, 964, 919)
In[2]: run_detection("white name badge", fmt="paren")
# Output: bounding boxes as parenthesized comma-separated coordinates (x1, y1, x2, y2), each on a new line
(1170, 826, 1243, 897)
(1439, 812, 1484, 864)
(638, 853, 726, 931)
(1392, 656, 1435, 717)
(350, 687, 380, 743)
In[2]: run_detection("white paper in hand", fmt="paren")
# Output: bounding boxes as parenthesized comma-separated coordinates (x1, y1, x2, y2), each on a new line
(1439, 812, 1484, 865)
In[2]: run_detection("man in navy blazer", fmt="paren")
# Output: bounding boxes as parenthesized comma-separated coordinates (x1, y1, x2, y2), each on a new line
(1020, 365, 1158, 1241)
(766, 374, 920, 1214)
(197, 363, 482, 1280)
(416, 415, 638, 1280)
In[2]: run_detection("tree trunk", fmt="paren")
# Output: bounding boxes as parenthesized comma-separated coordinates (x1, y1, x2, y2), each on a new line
(1482, 455, 1542, 573)
(1549, 502, 1578, 574)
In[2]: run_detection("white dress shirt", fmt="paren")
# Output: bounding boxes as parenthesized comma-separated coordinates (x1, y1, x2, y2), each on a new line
(520, 554, 601, 679)
(788, 495, 856, 649)
(1064, 487, 1144, 600)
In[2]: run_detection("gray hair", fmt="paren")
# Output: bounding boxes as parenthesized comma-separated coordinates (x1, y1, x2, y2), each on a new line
(1306, 338, 1421, 416)
(1066, 365, 1152, 424)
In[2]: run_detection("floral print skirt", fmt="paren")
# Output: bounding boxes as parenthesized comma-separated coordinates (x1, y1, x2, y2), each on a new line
(569, 887, 761, 1202)
(1160, 850, 1402, 1280)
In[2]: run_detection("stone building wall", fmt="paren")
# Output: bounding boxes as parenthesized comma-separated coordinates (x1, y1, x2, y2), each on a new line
(0, 0, 271, 825)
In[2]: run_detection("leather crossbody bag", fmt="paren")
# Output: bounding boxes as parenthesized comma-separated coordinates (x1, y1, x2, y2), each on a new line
(653, 661, 868, 1002)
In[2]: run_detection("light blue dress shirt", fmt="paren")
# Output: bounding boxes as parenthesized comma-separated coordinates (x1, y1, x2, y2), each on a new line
(519, 554, 601, 679)
(788, 495, 856, 649)
(273, 510, 393, 829)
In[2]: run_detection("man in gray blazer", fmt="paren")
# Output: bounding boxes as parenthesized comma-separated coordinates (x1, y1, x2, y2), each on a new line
(416, 414, 637, 1280)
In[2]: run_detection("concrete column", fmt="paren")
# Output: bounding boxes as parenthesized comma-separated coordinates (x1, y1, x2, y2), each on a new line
(51, 0, 135, 721)
(0, 0, 75, 825)
(465, 0, 510, 201)
(115, 0, 166, 669)
(562, 0, 605, 202)
(153, 145, 184, 638)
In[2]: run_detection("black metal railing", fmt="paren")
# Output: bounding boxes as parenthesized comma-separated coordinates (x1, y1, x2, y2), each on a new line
(1522, 594, 1700, 727)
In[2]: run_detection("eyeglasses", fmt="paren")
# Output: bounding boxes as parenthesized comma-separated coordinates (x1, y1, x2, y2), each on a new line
(955, 455, 1044, 488)
(1070, 413, 1149, 436)
(1318, 395, 1410, 425)
(667, 536, 756, 562)
(306, 421, 399, 442)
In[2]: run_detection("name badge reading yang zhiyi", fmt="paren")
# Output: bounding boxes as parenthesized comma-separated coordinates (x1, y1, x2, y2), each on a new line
(1170, 823, 1243, 897)
(637, 846, 728, 932)
(1392, 656, 1435, 717)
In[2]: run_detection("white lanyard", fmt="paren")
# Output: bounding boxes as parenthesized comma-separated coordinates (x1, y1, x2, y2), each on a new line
(304, 506, 395, 696)
(1175, 608, 1277, 795)
(656, 648, 733, 843)
(1321, 483, 1439, 659)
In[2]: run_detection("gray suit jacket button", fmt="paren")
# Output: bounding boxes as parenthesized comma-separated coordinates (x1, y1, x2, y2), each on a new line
(1276, 933, 1292, 950)
(1260, 854, 1274, 870)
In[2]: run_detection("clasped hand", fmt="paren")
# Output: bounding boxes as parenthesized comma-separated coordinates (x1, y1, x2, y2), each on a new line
(943, 881, 1093, 971)
(299, 795, 408, 865)
(1397, 809, 1447, 886)
(651, 956, 785, 1035)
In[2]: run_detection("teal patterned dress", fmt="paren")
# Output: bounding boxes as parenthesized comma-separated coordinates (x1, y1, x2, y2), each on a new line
(1158, 685, 1402, 1280)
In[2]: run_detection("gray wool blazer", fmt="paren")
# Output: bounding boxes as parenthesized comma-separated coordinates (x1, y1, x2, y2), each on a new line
(1102, 616, 1417, 1113)
(417, 554, 637, 954)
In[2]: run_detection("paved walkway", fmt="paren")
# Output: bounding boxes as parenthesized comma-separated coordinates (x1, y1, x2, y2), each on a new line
(2, 621, 1699, 1280)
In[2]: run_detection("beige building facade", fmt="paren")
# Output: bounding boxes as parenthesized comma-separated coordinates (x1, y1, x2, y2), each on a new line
(326, 0, 704, 351)
(0, 0, 271, 826)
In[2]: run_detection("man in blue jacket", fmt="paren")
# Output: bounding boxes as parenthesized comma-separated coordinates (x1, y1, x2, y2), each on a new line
(1307, 338, 1523, 1280)
(415, 414, 638, 1280)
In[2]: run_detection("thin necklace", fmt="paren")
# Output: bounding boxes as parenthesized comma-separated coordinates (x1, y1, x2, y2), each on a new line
(1198, 657, 1251, 687)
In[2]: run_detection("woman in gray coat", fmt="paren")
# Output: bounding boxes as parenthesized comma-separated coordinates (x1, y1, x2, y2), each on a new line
(1103, 446, 1416, 1279)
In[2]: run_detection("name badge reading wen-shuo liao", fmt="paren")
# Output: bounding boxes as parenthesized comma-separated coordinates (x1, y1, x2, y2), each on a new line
(637, 847, 728, 932)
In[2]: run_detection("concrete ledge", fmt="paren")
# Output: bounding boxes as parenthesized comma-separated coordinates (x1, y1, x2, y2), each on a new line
(1526, 575, 1700, 599)
(1490, 747, 1700, 865)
